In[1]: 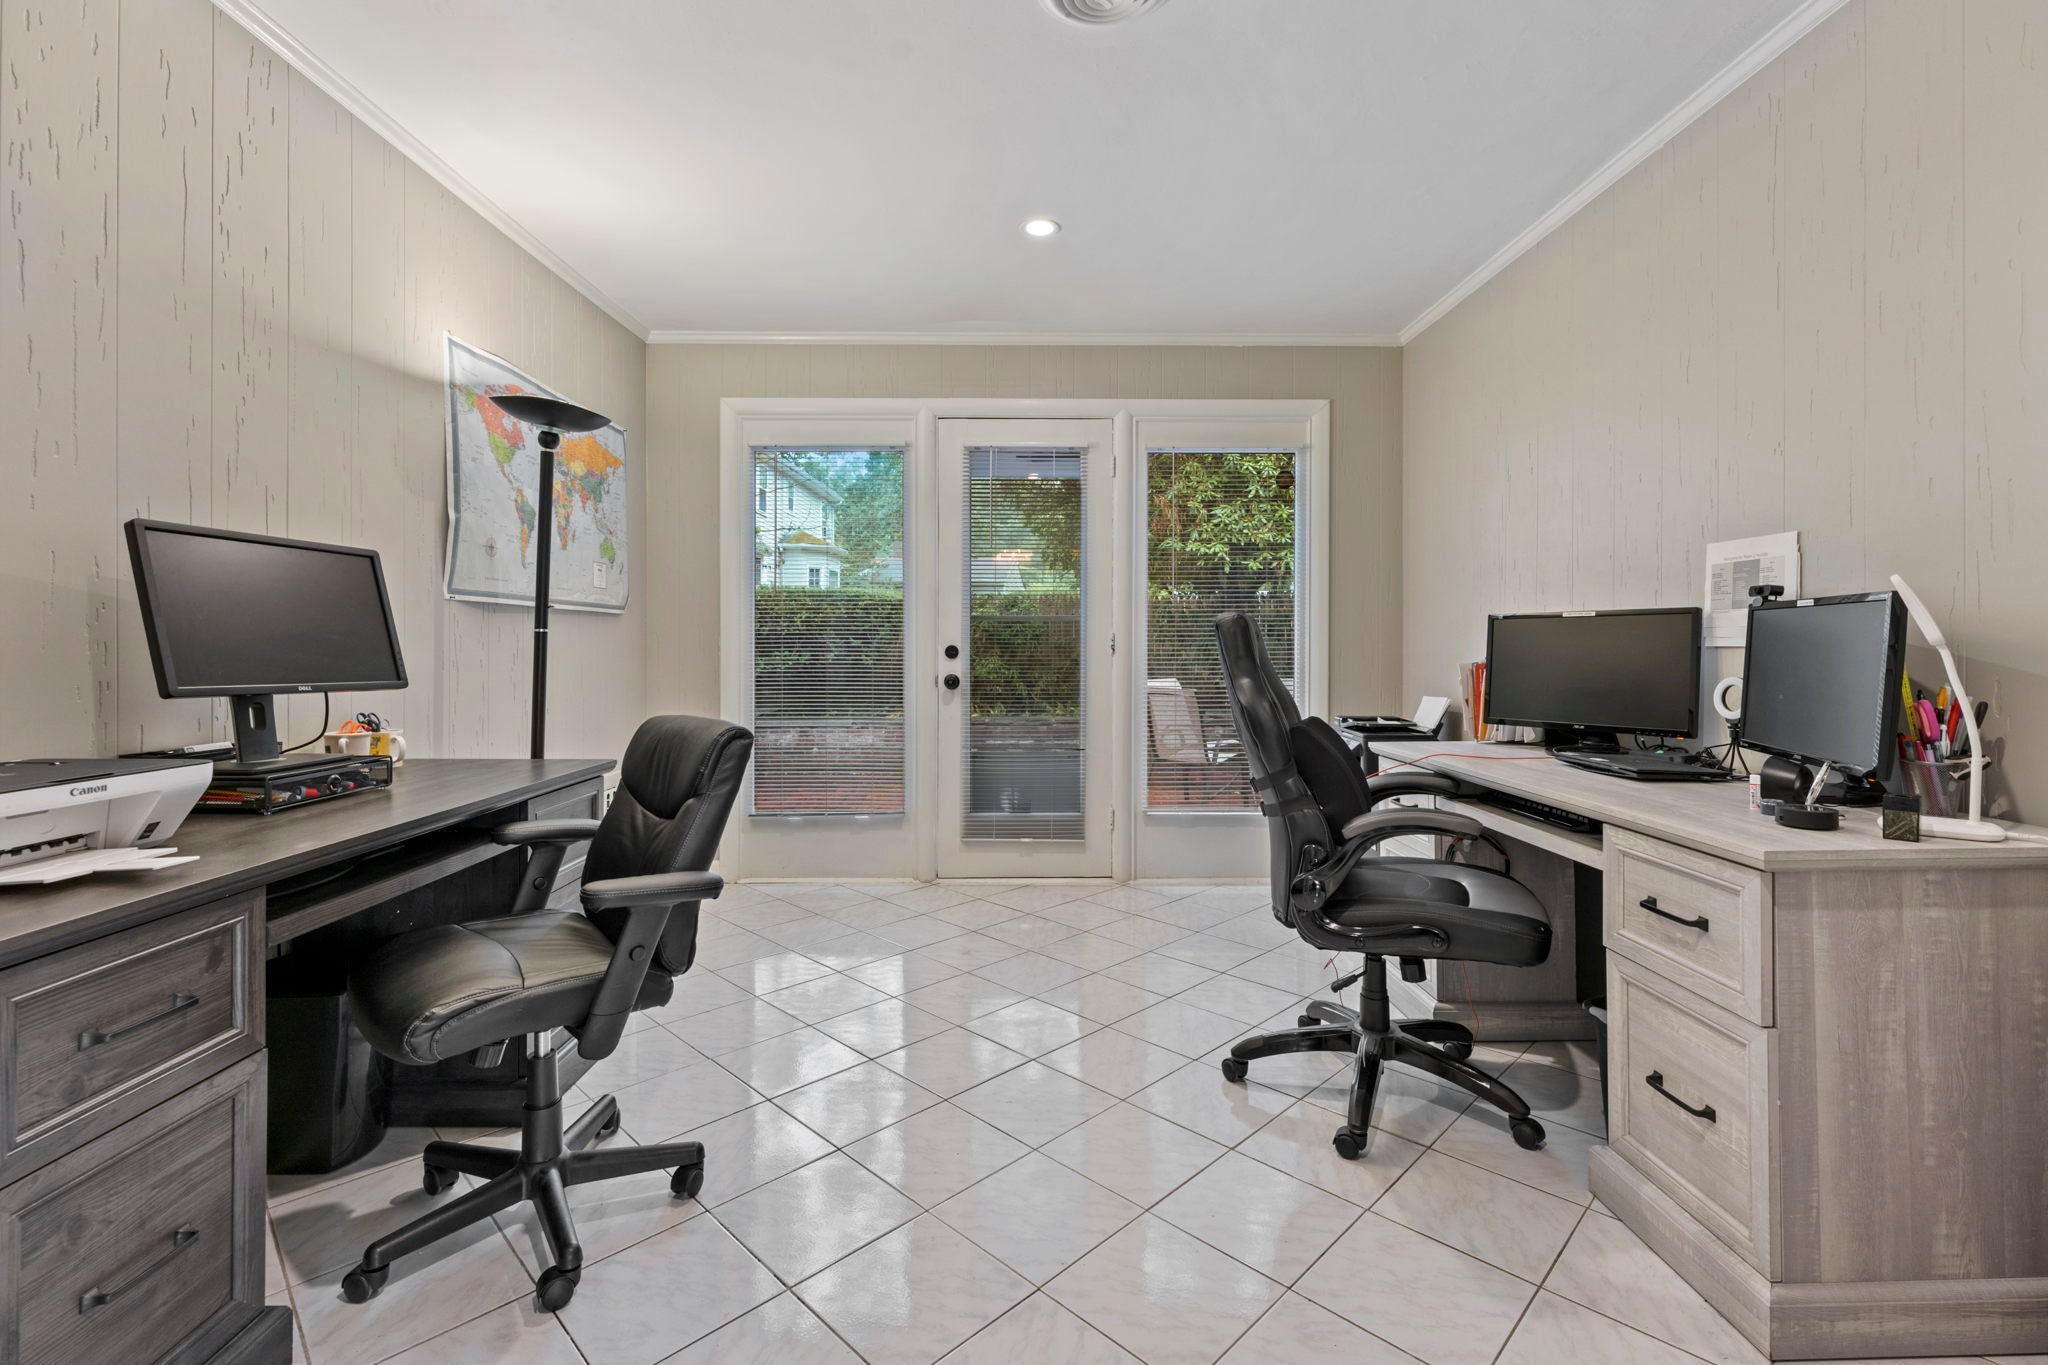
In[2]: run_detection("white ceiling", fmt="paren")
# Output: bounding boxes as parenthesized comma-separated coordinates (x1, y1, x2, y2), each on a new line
(244, 0, 1818, 341)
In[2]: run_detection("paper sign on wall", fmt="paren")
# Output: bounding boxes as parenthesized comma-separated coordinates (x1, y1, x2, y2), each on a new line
(1703, 532, 1800, 647)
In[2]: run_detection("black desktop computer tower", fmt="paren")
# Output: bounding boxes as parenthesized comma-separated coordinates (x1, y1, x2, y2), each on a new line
(266, 953, 390, 1173)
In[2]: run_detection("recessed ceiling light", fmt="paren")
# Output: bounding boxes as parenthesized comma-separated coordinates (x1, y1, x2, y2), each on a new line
(1022, 218, 1062, 238)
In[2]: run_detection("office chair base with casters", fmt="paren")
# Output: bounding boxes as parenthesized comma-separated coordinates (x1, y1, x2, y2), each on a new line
(1221, 955, 1545, 1158)
(339, 1034, 705, 1312)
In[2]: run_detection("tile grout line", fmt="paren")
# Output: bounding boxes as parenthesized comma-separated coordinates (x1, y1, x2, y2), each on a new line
(1485, 1203, 1596, 1365)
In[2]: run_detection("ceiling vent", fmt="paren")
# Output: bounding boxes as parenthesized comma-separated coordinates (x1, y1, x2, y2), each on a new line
(1041, 0, 1170, 25)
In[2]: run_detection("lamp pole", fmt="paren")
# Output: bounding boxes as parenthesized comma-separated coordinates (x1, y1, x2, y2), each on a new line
(531, 429, 559, 760)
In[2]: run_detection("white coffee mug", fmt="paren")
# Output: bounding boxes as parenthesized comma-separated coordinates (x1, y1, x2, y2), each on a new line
(326, 729, 406, 762)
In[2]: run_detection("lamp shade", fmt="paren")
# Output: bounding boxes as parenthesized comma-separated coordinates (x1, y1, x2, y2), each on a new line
(488, 394, 611, 433)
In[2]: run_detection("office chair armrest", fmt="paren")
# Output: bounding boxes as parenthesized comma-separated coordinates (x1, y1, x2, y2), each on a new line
(1363, 771, 1464, 802)
(580, 871, 724, 909)
(1305, 899, 1459, 955)
(496, 819, 603, 913)
(492, 818, 602, 846)
(1290, 810, 1489, 927)
(573, 872, 724, 1061)
(1339, 807, 1484, 842)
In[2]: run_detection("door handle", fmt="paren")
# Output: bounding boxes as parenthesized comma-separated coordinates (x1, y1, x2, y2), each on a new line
(943, 674, 960, 691)
(1638, 896, 1709, 932)
(1644, 1071, 1716, 1122)
(79, 1227, 199, 1314)
(79, 992, 201, 1052)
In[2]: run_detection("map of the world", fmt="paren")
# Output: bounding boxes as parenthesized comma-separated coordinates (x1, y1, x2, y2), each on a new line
(443, 335, 629, 613)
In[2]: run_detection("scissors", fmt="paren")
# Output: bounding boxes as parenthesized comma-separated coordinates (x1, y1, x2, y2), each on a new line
(351, 711, 385, 734)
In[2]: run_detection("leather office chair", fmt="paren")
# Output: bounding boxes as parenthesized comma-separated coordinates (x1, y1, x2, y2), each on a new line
(338, 715, 752, 1312)
(1212, 613, 1552, 1158)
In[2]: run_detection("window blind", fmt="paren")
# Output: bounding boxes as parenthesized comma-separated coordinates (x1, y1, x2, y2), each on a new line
(1144, 448, 1300, 811)
(961, 446, 1088, 841)
(749, 447, 906, 816)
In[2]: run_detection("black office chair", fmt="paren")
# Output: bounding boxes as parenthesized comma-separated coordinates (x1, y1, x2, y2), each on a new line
(338, 715, 752, 1312)
(1212, 613, 1551, 1158)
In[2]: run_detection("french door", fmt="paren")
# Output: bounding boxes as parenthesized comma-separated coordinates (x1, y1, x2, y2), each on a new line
(933, 420, 1115, 878)
(722, 402, 1325, 883)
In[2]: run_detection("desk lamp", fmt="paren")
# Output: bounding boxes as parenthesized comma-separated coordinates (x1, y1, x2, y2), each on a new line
(487, 394, 612, 760)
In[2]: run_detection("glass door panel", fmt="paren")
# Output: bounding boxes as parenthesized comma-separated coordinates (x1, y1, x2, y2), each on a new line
(935, 420, 1113, 877)
(1131, 420, 1316, 880)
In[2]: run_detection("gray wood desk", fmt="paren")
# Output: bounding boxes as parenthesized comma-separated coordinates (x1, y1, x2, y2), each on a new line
(1372, 740, 2048, 1361)
(0, 759, 610, 1365)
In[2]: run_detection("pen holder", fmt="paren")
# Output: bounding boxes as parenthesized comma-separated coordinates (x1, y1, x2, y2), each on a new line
(1894, 758, 1978, 820)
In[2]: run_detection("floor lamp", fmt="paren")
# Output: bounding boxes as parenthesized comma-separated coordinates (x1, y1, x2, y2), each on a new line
(486, 394, 612, 760)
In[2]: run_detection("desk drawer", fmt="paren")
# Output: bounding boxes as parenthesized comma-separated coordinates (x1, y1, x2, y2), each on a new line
(1606, 829, 1772, 1024)
(0, 1055, 264, 1365)
(1608, 955, 1776, 1275)
(0, 896, 259, 1179)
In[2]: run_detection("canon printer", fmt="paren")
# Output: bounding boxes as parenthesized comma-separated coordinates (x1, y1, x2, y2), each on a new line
(0, 758, 211, 884)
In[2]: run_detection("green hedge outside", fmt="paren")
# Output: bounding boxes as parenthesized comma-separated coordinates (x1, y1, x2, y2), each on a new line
(753, 586, 1292, 720)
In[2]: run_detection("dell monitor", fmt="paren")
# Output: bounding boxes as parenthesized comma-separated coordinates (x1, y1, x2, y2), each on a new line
(125, 520, 407, 772)
(1484, 607, 1702, 751)
(1740, 591, 1906, 794)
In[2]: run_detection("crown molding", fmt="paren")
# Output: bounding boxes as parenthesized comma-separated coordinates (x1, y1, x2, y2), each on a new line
(212, 0, 650, 340)
(1397, 0, 1852, 344)
(647, 330, 1402, 347)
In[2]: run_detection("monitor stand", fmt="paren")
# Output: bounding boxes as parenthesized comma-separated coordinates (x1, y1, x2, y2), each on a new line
(1542, 727, 1623, 755)
(214, 693, 336, 778)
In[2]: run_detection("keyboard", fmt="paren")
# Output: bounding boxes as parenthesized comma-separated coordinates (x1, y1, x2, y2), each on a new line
(1466, 791, 1602, 835)
(1552, 749, 1734, 782)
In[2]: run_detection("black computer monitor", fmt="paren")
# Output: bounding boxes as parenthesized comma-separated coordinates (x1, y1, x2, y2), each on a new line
(126, 519, 407, 767)
(1484, 608, 1702, 750)
(1740, 591, 1906, 783)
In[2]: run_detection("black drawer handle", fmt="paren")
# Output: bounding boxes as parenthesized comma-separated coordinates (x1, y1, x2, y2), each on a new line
(79, 1226, 199, 1314)
(1645, 1071, 1716, 1122)
(1639, 896, 1709, 932)
(78, 992, 201, 1052)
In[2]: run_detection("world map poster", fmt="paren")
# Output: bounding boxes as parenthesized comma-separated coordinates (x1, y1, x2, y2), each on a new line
(443, 335, 629, 613)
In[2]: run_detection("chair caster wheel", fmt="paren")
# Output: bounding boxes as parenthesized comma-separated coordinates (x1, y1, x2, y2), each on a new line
(671, 1161, 705, 1200)
(1510, 1116, 1546, 1150)
(1441, 1041, 1475, 1062)
(422, 1164, 459, 1196)
(1219, 1057, 1249, 1083)
(1332, 1128, 1367, 1160)
(536, 1265, 580, 1313)
(1298, 1014, 1320, 1028)
(341, 1263, 388, 1304)
(595, 1108, 622, 1142)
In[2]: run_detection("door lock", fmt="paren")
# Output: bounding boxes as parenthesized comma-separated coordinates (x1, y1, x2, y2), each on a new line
(943, 674, 961, 690)
(944, 645, 960, 659)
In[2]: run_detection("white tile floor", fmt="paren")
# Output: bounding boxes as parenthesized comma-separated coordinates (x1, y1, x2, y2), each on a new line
(266, 880, 2048, 1365)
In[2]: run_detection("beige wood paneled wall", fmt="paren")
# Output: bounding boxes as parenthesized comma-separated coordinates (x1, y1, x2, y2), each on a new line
(1403, 0, 2048, 821)
(4, 0, 647, 763)
(642, 344, 1404, 719)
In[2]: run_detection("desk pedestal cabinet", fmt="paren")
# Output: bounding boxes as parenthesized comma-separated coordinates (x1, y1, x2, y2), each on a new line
(1371, 742, 2048, 1362)
(0, 759, 612, 1364)
(1593, 842, 2048, 1360)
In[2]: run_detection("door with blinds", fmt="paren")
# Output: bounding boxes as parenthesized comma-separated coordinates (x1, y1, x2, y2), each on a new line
(933, 419, 1115, 878)
(1131, 419, 1314, 878)
(736, 419, 921, 878)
